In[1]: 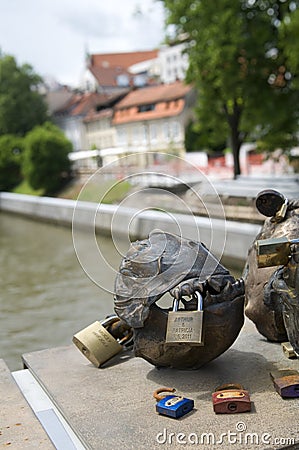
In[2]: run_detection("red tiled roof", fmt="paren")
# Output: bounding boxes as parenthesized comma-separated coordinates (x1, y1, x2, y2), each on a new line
(89, 66, 131, 88)
(84, 108, 113, 123)
(114, 81, 192, 109)
(89, 50, 159, 89)
(55, 91, 128, 117)
(112, 81, 193, 125)
(90, 50, 158, 70)
(113, 101, 185, 125)
(55, 92, 110, 116)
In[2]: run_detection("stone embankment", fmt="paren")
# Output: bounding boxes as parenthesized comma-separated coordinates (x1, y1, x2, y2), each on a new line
(0, 192, 260, 262)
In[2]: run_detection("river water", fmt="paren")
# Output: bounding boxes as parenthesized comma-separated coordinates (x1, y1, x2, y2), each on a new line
(1, 212, 243, 371)
(0, 212, 121, 370)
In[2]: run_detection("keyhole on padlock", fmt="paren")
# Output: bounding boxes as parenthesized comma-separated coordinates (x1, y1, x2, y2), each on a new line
(82, 347, 89, 356)
(228, 402, 237, 412)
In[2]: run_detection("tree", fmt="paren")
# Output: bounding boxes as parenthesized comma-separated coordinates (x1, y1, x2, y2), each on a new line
(0, 53, 48, 136)
(24, 122, 72, 194)
(0, 135, 24, 191)
(185, 120, 226, 153)
(279, 7, 299, 88)
(160, 0, 299, 177)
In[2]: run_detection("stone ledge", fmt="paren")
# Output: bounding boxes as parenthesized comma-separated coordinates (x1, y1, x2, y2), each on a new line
(22, 319, 299, 450)
(0, 359, 53, 449)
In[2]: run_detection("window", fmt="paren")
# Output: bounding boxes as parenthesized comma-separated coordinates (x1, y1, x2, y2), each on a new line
(138, 104, 155, 113)
(117, 127, 127, 146)
(163, 122, 170, 142)
(132, 126, 140, 144)
(141, 125, 147, 145)
(150, 124, 158, 143)
(171, 121, 181, 141)
(116, 74, 130, 87)
(133, 74, 147, 87)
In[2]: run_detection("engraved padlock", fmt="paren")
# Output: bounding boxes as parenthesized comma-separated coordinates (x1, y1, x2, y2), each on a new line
(212, 384, 252, 414)
(72, 315, 133, 367)
(165, 291, 204, 345)
(153, 387, 194, 419)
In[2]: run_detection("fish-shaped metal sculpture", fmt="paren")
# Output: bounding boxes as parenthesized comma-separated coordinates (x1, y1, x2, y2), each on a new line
(114, 230, 244, 369)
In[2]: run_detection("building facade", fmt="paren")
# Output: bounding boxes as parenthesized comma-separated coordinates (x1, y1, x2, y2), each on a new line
(158, 43, 189, 84)
(110, 80, 196, 164)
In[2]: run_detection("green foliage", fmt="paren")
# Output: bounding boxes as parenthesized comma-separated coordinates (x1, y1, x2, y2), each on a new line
(161, 0, 299, 176)
(185, 120, 226, 153)
(0, 54, 48, 136)
(24, 122, 72, 195)
(59, 178, 132, 203)
(13, 179, 44, 196)
(279, 8, 299, 88)
(0, 134, 24, 191)
(185, 120, 201, 152)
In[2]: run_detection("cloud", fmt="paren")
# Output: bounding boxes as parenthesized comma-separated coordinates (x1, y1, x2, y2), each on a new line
(0, 0, 165, 85)
(57, 0, 165, 47)
(59, 10, 120, 40)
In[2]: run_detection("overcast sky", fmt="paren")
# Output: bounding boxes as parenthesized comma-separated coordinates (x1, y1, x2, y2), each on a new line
(0, 0, 166, 87)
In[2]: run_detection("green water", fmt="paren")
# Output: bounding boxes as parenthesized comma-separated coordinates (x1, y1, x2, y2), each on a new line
(0, 213, 120, 370)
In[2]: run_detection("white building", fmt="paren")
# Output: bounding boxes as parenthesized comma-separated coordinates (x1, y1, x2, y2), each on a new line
(158, 43, 189, 84)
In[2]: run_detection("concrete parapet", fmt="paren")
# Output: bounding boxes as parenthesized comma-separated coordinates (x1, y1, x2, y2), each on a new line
(0, 192, 260, 261)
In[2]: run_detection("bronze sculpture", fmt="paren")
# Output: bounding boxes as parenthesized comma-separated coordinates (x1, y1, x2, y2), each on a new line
(244, 189, 299, 355)
(114, 230, 244, 369)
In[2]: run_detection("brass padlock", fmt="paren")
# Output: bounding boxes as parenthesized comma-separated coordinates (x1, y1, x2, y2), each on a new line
(256, 236, 291, 268)
(73, 316, 133, 367)
(165, 291, 204, 345)
(256, 236, 299, 268)
(281, 342, 298, 359)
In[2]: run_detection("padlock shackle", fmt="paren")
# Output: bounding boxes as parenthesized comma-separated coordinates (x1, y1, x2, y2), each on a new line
(173, 297, 180, 312)
(194, 291, 203, 311)
(118, 329, 134, 345)
(153, 387, 176, 402)
(101, 315, 120, 328)
(101, 315, 133, 345)
(171, 290, 204, 312)
(215, 383, 244, 392)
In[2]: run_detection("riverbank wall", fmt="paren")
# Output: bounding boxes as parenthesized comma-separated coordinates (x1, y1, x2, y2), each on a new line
(0, 192, 260, 262)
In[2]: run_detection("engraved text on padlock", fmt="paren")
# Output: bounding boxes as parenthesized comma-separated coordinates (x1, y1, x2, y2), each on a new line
(73, 316, 132, 367)
(165, 292, 204, 345)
